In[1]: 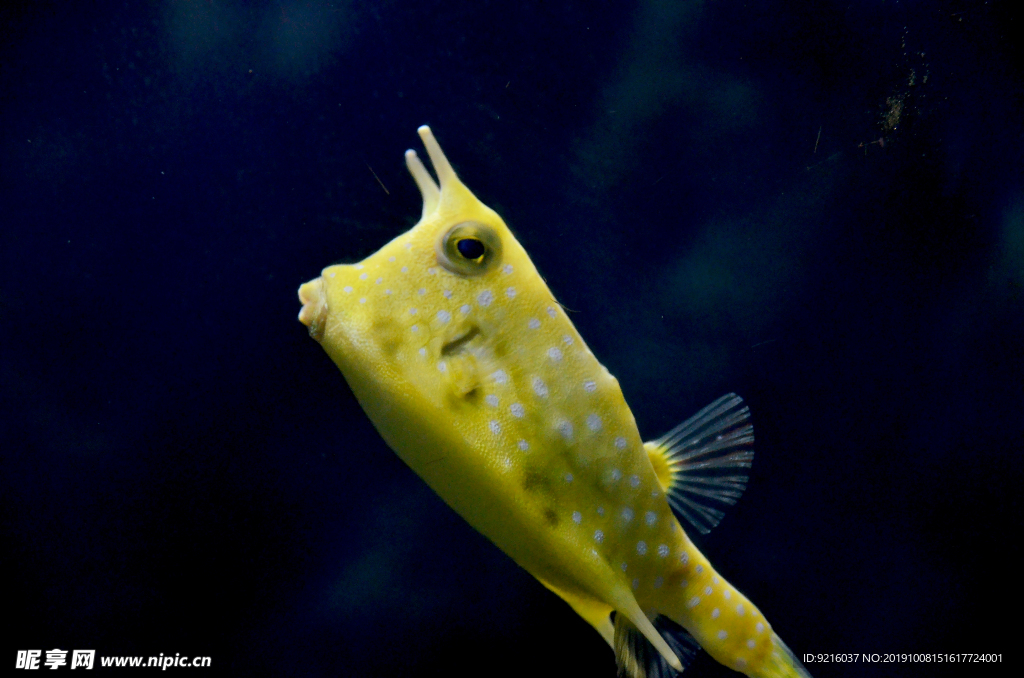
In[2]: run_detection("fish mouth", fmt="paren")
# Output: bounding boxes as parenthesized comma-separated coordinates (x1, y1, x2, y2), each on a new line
(297, 276, 328, 341)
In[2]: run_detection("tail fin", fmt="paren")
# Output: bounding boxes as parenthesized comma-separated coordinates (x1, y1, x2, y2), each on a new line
(754, 634, 813, 678)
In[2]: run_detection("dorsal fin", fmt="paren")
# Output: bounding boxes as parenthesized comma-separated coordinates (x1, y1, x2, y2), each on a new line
(613, 613, 700, 678)
(645, 394, 754, 534)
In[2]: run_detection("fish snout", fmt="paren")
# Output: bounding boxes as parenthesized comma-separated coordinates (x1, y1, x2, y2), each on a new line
(297, 276, 328, 341)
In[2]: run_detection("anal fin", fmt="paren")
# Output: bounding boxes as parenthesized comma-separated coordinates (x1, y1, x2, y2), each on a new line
(613, 613, 700, 678)
(645, 393, 754, 534)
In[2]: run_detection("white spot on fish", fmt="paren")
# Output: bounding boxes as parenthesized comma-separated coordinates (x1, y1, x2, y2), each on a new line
(359, 297, 367, 304)
(688, 597, 700, 608)
(609, 468, 622, 482)
(621, 507, 634, 522)
(679, 552, 689, 565)
(491, 370, 509, 385)
(594, 529, 604, 543)
(583, 380, 597, 393)
(510, 403, 525, 418)
(747, 639, 756, 649)
(562, 334, 573, 345)
(711, 607, 720, 619)
(506, 287, 516, 298)
(644, 511, 657, 526)
(705, 586, 713, 596)
(401, 266, 408, 273)
(388, 256, 396, 262)
(629, 475, 641, 488)
(756, 622, 765, 634)
(460, 304, 471, 315)
(477, 290, 493, 306)
(411, 325, 419, 333)
(418, 348, 427, 357)
(717, 630, 728, 640)
(375, 277, 383, 284)
(344, 286, 353, 293)
(528, 318, 541, 330)
(596, 506, 605, 516)
(657, 544, 669, 557)
(723, 589, 731, 600)
(557, 420, 573, 441)
(437, 360, 446, 371)
(695, 564, 704, 574)
(489, 420, 501, 435)
(614, 436, 627, 449)
(485, 394, 499, 407)
(572, 510, 581, 523)
(418, 288, 426, 296)
(586, 414, 602, 431)
(359, 273, 368, 280)
(636, 541, 647, 555)
(355, 264, 364, 269)
(736, 604, 745, 615)
(517, 439, 530, 451)
(546, 306, 557, 318)
(532, 377, 548, 398)
(502, 264, 513, 274)
(564, 473, 574, 483)
(436, 310, 451, 323)
(547, 347, 563, 361)
(409, 308, 418, 316)
(443, 289, 452, 299)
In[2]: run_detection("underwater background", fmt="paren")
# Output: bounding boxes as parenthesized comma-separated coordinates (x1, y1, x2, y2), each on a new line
(2, 1, 1022, 676)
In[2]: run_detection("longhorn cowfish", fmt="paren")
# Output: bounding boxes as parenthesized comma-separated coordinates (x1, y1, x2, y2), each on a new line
(297, 126, 812, 678)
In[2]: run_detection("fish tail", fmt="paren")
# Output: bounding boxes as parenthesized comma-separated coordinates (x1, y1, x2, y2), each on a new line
(750, 633, 813, 678)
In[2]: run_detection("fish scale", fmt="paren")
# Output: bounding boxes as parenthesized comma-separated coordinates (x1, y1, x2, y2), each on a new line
(298, 126, 811, 678)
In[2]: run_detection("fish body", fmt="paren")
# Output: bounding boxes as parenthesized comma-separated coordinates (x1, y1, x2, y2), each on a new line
(297, 127, 811, 678)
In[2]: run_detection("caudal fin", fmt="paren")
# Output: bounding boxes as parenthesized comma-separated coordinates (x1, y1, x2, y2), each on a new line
(753, 634, 813, 678)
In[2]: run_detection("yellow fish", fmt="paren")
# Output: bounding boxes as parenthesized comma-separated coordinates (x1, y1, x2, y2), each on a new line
(297, 126, 812, 678)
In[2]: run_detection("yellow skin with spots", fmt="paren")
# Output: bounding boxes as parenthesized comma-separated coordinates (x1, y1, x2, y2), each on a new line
(298, 127, 808, 678)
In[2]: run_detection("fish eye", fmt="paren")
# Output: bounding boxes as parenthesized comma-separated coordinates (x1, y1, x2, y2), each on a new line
(456, 238, 486, 261)
(436, 221, 502, 276)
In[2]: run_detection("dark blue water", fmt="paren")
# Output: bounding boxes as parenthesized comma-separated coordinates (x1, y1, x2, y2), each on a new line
(3, 1, 1021, 676)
